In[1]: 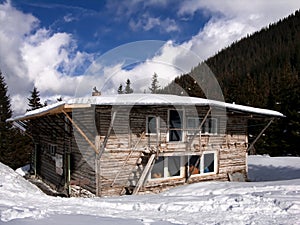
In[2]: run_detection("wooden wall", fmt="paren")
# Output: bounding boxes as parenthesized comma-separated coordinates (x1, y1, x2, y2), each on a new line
(31, 107, 97, 195)
(95, 105, 249, 196)
(31, 104, 249, 197)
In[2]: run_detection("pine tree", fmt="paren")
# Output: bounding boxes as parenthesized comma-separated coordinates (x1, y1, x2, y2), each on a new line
(0, 71, 33, 169)
(27, 86, 43, 111)
(0, 71, 12, 150)
(0, 71, 13, 166)
(124, 79, 133, 94)
(118, 84, 124, 94)
(149, 72, 160, 93)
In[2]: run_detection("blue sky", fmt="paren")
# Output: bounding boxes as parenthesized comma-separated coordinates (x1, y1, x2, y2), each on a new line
(9, 0, 209, 54)
(0, 0, 299, 114)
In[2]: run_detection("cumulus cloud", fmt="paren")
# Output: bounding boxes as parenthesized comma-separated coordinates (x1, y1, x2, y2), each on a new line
(129, 15, 179, 33)
(0, 1, 93, 115)
(1, 0, 299, 116)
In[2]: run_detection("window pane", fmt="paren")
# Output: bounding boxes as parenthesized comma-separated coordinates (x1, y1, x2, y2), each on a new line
(187, 118, 200, 135)
(151, 157, 164, 178)
(169, 110, 182, 141)
(209, 118, 218, 134)
(147, 116, 157, 134)
(203, 153, 215, 173)
(167, 156, 181, 177)
(188, 155, 200, 175)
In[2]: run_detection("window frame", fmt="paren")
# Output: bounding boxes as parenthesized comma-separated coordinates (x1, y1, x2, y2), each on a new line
(167, 109, 185, 142)
(202, 118, 219, 135)
(188, 151, 218, 177)
(149, 156, 184, 180)
(146, 115, 160, 135)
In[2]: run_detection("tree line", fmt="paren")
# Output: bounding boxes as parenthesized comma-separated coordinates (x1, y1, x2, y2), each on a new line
(162, 10, 300, 156)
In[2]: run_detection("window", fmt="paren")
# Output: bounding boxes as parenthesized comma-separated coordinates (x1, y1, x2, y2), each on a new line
(203, 118, 218, 135)
(169, 110, 183, 141)
(187, 117, 201, 135)
(151, 156, 181, 179)
(187, 117, 218, 135)
(46, 144, 57, 156)
(146, 116, 159, 135)
(187, 152, 217, 176)
(202, 153, 215, 173)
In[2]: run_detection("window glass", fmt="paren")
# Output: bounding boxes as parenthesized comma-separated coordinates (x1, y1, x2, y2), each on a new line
(209, 118, 218, 134)
(187, 153, 216, 176)
(203, 153, 215, 173)
(151, 156, 182, 179)
(147, 116, 157, 134)
(151, 157, 164, 179)
(203, 118, 218, 134)
(187, 117, 201, 135)
(187, 155, 200, 175)
(167, 156, 181, 177)
(169, 110, 183, 141)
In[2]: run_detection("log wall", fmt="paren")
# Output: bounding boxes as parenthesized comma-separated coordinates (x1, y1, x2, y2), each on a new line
(94, 105, 249, 196)
(31, 104, 250, 197)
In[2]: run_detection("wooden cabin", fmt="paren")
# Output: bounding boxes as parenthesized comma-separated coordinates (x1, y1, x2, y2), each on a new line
(8, 94, 283, 197)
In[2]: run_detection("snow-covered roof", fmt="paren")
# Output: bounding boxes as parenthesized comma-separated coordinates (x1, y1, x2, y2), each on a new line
(7, 94, 284, 121)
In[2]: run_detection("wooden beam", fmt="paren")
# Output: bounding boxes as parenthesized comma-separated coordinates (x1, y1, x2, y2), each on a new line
(247, 118, 274, 153)
(187, 107, 212, 149)
(98, 110, 117, 158)
(62, 110, 99, 154)
(132, 153, 156, 195)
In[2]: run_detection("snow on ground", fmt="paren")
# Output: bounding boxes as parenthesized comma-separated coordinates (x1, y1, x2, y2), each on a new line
(0, 155, 300, 225)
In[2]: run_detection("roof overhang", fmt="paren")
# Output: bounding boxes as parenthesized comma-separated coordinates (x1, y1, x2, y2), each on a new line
(7, 102, 91, 122)
(7, 94, 284, 122)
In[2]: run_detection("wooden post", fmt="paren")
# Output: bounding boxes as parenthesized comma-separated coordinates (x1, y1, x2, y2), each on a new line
(247, 118, 274, 154)
(95, 158, 101, 197)
(132, 154, 156, 195)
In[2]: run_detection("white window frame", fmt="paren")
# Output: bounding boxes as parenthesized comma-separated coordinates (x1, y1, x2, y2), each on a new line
(149, 156, 184, 180)
(146, 115, 160, 135)
(200, 151, 218, 174)
(188, 151, 218, 177)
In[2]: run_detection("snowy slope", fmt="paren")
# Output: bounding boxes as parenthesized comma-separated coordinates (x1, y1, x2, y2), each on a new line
(0, 156, 299, 225)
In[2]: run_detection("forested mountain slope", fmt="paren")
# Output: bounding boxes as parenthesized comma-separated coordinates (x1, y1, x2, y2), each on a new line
(163, 10, 300, 156)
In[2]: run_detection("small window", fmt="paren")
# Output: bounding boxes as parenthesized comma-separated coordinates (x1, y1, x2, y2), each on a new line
(169, 110, 183, 142)
(187, 117, 201, 135)
(151, 156, 182, 179)
(167, 156, 181, 177)
(187, 152, 217, 176)
(47, 144, 57, 156)
(151, 157, 164, 179)
(146, 116, 159, 135)
(203, 118, 218, 135)
(187, 155, 200, 175)
(202, 153, 215, 173)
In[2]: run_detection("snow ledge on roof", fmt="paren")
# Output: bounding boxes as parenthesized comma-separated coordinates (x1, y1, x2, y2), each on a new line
(7, 94, 284, 121)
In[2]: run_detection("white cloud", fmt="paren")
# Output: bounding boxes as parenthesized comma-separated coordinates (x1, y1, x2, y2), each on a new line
(0, 1, 93, 115)
(1, 0, 300, 116)
(129, 15, 179, 33)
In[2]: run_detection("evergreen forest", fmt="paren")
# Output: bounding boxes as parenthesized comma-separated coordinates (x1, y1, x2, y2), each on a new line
(162, 10, 300, 156)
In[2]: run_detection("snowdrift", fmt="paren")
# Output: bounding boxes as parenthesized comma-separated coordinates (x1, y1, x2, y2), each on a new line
(0, 155, 299, 224)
